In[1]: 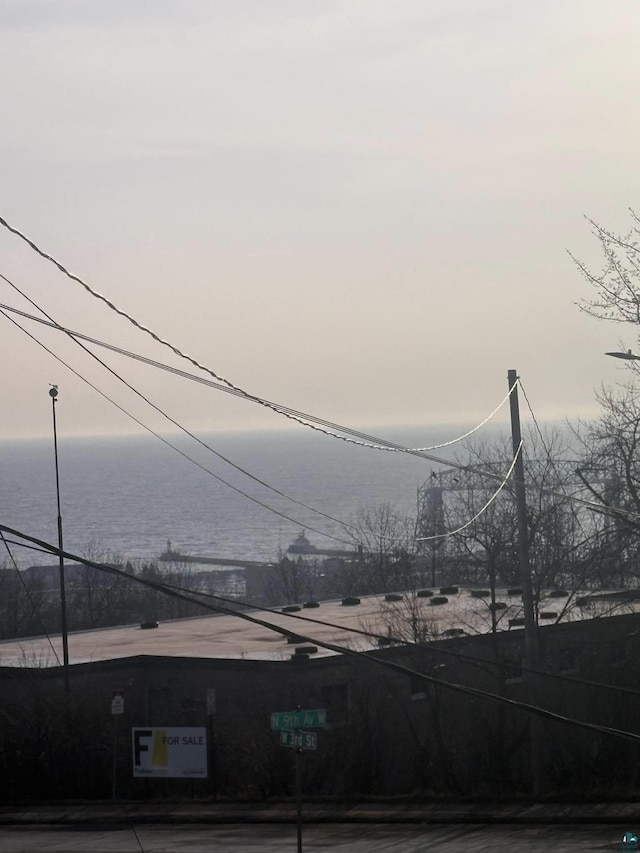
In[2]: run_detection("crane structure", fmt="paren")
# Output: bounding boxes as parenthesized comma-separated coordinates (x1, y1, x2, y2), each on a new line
(414, 461, 616, 585)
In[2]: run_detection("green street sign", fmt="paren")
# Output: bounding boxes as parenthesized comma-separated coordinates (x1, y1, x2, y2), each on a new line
(270, 709, 327, 731)
(280, 730, 317, 750)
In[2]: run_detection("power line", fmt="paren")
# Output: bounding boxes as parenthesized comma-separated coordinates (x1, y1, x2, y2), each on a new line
(6, 287, 638, 544)
(0, 301, 356, 545)
(0, 302, 531, 554)
(3, 217, 639, 527)
(0, 219, 511, 452)
(0, 297, 514, 453)
(0, 530, 62, 665)
(414, 441, 522, 542)
(1, 292, 516, 453)
(7, 532, 640, 702)
(0, 215, 409, 436)
(6, 306, 640, 581)
(519, 380, 603, 620)
(0, 279, 564, 511)
(4, 520, 640, 748)
(8, 290, 616, 521)
(147, 570, 640, 701)
(0, 279, 530, 546)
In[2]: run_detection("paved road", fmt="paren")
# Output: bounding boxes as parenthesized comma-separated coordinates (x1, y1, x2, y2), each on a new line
(0, 822, 630, 851)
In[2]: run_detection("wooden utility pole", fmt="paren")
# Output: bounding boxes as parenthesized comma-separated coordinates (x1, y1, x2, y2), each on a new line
(507, 369, 542, 795)
(507, 370, 539, 668)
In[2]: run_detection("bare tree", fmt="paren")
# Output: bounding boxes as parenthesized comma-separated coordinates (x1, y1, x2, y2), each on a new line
(570, 209, 640, 586)
(572, 384, 640, 587)
(343, 503, 416, 595)
(573, 209, 640, 329)
(371, 593, 441, 643)
(263, 553, 317, 605)
(421, 429, 604, 623)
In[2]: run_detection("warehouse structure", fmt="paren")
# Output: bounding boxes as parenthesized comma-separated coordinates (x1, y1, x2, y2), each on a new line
(1, 590, 640, 801)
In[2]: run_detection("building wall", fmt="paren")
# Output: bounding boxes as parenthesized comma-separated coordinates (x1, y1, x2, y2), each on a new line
(2, 612, 640, 800)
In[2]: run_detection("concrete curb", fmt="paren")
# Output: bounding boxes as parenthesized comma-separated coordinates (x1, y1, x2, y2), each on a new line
(1, 801, 640, 826)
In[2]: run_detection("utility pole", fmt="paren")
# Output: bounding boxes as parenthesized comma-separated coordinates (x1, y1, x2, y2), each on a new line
(507, 370, 539, 667)
(507, 369, 541, 794)
(50, 385, 70, 693)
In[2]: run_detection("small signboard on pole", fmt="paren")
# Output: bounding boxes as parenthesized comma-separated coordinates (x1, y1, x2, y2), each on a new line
(270, 709, 326, 731)
(111, 689, 124, 715)
(206, 688, 216, 716)
(111, 690, 124, 799)
(280, 730, 317, 750)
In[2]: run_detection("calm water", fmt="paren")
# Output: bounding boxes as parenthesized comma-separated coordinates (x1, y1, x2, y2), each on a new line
(0, 424, 507, 566)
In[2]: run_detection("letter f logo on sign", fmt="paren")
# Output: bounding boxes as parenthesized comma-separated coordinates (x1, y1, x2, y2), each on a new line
(133, 730, 152, 767)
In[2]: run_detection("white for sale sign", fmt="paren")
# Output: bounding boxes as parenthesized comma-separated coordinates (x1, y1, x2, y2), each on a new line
(132, 727, 207, 778)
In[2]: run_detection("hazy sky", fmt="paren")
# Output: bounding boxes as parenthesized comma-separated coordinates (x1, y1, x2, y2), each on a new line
(1, 0, 639, 441)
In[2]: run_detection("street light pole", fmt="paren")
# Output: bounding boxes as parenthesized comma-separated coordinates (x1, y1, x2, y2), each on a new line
(50, 385, 70, 691)
(605, 350, 640, 361)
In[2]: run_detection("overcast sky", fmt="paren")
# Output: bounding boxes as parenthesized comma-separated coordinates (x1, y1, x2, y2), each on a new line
(1, 0, 638, 441)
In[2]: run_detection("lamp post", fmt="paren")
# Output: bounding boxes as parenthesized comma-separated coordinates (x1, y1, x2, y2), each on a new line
(605, 350, 640, 361)
(49, 385, 70, 691)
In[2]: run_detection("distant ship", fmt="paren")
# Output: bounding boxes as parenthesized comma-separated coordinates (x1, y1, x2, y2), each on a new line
(286, 531, 353, 559)
(287, 531, 317, 554)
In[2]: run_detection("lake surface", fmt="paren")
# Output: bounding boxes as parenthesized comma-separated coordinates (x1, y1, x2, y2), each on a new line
(0, 423, 511, 567)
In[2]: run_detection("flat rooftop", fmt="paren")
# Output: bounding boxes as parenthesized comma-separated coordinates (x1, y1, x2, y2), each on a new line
(0, 587, 634, 668)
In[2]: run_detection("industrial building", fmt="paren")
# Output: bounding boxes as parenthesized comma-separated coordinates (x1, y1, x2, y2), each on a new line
(1, 590, 639, 802)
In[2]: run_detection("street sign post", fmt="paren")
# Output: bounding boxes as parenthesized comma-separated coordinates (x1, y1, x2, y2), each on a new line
(111, 690, 124, 800)
(270, 709, 326, 853)
(270, 709, 326, 731)
(280, 730, 317, 750)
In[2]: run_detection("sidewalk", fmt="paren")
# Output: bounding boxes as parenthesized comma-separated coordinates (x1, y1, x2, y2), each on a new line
(1, 800, 640, 826)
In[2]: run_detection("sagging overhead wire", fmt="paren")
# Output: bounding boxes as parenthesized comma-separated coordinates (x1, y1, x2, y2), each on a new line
(6, 286, 638, 535)
(519, 380, 595, 619)
(3, 293, 517, 548)
(0, 280, 541, 544)
(0, 298, 514, 455)
(0, 530, 62, 665)
(414, 441, 522, 542)
(3, 272, 639, 533)
(4, 520, 640, 748)
(6, 218, 640, 532)
(0, 280, 532, 549)
(514, 377, 640, 526)
(0, 216, 511, 452)
(1, 296, 508, 462)
(0, 304, 355, 545)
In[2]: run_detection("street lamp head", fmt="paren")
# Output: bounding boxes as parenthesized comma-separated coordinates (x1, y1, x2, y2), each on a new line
(605, 350, 640, 361)
(49, 384, 58, 398)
